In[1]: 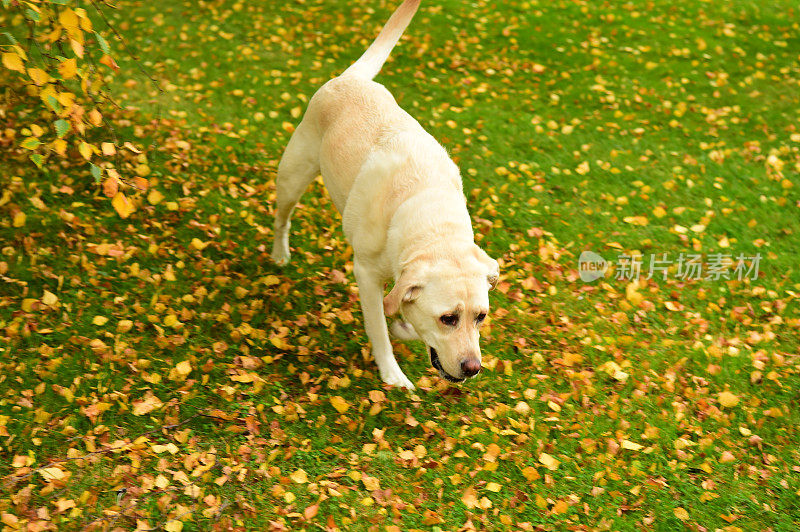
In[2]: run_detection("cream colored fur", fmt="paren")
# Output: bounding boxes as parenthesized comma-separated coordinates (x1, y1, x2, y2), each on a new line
(271, 0, 498, 389)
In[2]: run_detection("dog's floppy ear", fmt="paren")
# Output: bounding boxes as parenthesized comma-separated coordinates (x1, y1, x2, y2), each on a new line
(383, 272, 423, 316)
(473, 246, 500, 290)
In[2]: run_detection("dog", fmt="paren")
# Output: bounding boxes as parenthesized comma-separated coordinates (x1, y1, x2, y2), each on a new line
(271, 0, 499, 389)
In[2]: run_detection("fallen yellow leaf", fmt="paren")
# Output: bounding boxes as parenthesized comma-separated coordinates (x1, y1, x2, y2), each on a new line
(175, 360, 192, 377)
(1, 513, 19, 527)
(361, 475, 380, 491)
(41, 290, 58, 306)
(148, 189, 165, 205)
(718, 391, 739, 408)
(621, 439, 643, 451)
(625, 281, 644, 306)
(623, 215, 648, 226)
(190, 238, 208, 250)
(538, 452, 560, 470)
(132, 394, 163, 416)
(485, 482, 502, 492)
(12, 211, 26, 227)
(461, 488, 479, 509)
(163, 314, 182, 328)
(521, 466, 540, 481)
(719, 451, 736, 463)
(665, 301, 684, 311)
(39, 467, 67, 481)
(329, 396, 350, 414)
(164, 520, 183, 532)
(290, 468, 308, 483)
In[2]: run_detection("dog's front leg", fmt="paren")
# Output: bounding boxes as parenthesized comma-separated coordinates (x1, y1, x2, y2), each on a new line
(353, 262, 415, 390)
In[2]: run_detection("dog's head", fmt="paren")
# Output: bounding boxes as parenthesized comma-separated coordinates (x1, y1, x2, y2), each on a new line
(384, 245, 499, 382)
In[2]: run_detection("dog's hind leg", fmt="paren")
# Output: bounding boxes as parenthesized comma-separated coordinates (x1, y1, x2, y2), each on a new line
(271, 120, 320, 266)
(390, 321, 420, 341)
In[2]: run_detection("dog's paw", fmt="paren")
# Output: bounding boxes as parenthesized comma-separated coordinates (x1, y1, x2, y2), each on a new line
(381, 368, 415, 390)
(390, 321, 420, 341)
(271, 248, 290, 266)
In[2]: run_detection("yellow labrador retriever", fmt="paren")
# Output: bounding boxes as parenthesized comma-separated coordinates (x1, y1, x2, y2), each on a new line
(271, 0, 498, 389)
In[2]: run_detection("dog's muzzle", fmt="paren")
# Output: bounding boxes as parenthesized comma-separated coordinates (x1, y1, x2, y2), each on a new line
(429, 346, 465, 383)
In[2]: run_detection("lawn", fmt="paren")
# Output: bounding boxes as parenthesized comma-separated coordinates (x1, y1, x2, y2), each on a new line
(1, 0, 799, 530)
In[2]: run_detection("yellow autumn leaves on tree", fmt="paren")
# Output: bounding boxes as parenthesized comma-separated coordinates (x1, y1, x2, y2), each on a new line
(1, 1, 149, 219)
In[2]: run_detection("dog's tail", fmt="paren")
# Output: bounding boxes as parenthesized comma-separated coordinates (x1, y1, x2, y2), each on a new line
(341, 0, 421, 80)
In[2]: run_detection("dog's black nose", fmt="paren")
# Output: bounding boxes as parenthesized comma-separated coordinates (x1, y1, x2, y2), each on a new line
(461, 359, 481, 377)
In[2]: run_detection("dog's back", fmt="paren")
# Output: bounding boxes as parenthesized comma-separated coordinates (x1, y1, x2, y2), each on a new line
(304, 0, 427, 210)
(308, 76, 435, 211)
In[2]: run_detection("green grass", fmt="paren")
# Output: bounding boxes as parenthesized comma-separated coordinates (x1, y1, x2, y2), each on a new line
(1, 0, 800, 530)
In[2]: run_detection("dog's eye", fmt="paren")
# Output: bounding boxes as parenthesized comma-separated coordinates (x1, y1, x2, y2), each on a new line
(440, 314, 459, 326)
(476, 312, 487, 324)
